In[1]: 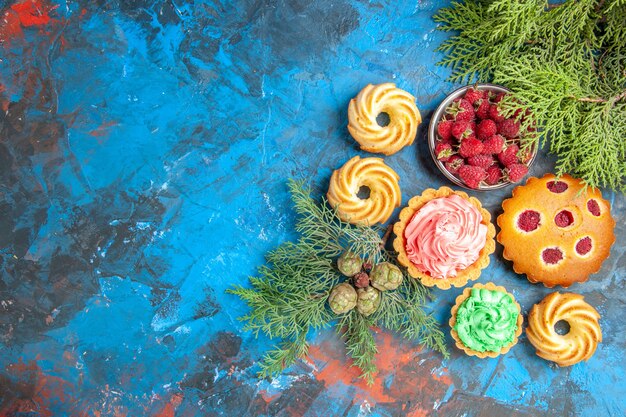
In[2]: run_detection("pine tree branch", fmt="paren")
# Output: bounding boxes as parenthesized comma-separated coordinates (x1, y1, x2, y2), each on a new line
(435, 0, 626, 192)
(230, 181, 448, 382)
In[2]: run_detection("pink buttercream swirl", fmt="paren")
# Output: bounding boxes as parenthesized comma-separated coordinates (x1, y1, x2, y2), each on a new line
(404, 195, 487, 278)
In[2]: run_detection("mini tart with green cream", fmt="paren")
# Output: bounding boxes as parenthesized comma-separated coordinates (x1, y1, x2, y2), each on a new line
(449, 282, 523, 358)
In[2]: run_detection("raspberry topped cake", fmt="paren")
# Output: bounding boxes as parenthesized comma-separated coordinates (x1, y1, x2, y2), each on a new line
(497, 173, 616, 287)
(393, 187, 496, 289)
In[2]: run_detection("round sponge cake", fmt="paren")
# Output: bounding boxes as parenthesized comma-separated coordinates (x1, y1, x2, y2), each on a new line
(497, 173, 615, 288)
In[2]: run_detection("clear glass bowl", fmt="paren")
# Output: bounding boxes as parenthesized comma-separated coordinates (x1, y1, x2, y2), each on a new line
(428, 83, 537, 191)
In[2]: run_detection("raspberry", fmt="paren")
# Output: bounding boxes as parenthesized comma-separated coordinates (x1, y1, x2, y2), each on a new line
(475, 99, 490, 119)
(477, 119, 497, 140)
(485, 165, 502, 185)
(451, 120, 471, 140)
(498, 144, 520, 167)
(547, 180, 568, 193)
(464, 88, 485, 105)
(505, 163, 529, 183)
(542, 247, 563, 265)
(444, 155, 464, 174)
(446, 98, 475, 122)
(435, 141, 454, 162)
(437, 120, 453, 141)
(458, 165, 487, 189)
(498, 119, 520, 138)
(488, 104, 506, 123)
(482, 135, 505, 154)
(554, 210, 574, 227)
(458, 137, 484, 158)
(575, 237, 592, 255)
(467, 154, 494, 170)
(587, 199, 601, 216)
(517, 210, 541, 232)
(493, 92, 507, 103)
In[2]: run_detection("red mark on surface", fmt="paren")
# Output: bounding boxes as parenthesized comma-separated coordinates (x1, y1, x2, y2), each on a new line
(0, 83, 8, 112)
(308, 332, 452, 409)
(0, 0, 58, 44)
(154, 393, 184, 417)
(0, 359, 75, 417)
(88, 121, 119, 138)
(10, 0, 57, 27)
(259, 390, 282, 404)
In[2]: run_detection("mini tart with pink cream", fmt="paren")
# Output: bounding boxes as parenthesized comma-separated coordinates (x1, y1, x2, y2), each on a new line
(393, 187, 496, 289)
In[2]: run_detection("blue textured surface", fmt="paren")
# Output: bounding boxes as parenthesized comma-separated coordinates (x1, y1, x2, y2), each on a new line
(0, 1, 624, 416)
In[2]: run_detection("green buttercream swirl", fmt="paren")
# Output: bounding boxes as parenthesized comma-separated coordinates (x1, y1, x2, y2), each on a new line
(454, 288, 519, 352)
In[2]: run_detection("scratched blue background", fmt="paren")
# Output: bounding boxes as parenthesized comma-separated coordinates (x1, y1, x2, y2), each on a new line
(0, 1, 624, 416)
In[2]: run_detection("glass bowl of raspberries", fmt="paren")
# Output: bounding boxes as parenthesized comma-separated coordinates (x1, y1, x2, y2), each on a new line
(428, 84, 536, 190)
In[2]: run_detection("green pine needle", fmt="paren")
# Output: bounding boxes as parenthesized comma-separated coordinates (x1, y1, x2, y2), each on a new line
(228, 180, 448, 385)
(434, 0, 626, 192)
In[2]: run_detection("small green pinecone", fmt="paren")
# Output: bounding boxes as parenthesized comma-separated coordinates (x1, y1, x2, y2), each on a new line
(328, 283, 358, 314)
(356, 286, 381, 316)
(369, 262, 403, 291)
(337, 251, 363, 277)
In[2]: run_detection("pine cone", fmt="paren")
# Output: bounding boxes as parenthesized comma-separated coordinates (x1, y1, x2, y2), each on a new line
(328, 283, 358, 314)
(337, 251, 363, 277)
(353, 272, 370, 288)
(356, 286, 381, 317)
(370, 262, 403, 291)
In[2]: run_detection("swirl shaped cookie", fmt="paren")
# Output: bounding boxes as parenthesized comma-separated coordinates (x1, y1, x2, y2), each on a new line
(348, 83, 421, 155)
(449, 282, 523, 358)
(393, 187, 495, 289)
(527, 292, 602, 366)
(327, 156, 401, 225)
(497, 174, 616, 287)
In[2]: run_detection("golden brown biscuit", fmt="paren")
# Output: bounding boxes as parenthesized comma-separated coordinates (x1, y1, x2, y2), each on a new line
(327, 156, 401, 225)
(348, 83, 421, 155)
(526, 292, 602, 367)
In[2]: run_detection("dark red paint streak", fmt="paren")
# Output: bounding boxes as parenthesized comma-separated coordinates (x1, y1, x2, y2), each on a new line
(0, 0, 58, 44)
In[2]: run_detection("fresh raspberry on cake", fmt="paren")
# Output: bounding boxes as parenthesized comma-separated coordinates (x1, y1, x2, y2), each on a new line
(447, 98, 475, 122)
(451, 120, 472, 140)
(489, 104, 506, 123)
(445, 155, 464, 174)
(485, 165, 502, 185)
(498, 144, 520, 167)
(458, 165, 487, 189)
(477, 119, 497, 140)
(498, 118, 520, 138)
(482, 134, 505, 154)
(505, 163, 529, 183)
(459, 137, 484, 158)
(435, 141, 454, 162)
(464, 88, 485, 105)
(467, 154, 494, 170)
